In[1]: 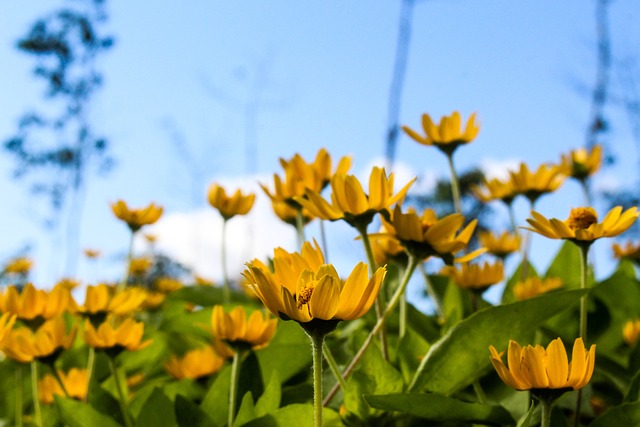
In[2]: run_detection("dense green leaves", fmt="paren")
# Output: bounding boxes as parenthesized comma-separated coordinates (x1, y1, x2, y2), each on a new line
(55, 396, 123, 427)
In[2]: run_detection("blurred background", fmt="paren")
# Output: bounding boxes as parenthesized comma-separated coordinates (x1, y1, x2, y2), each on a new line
(1, 0, 639, 307)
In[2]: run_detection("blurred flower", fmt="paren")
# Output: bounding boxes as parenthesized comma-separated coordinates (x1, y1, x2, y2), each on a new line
(3, 317, 77, 364)
(129, 257, 153, 277)
(0, 312, 16, 345)
(442, 261, 504, 292)
(143, 233, 157, 244)
(560, 145, 602, 182)
(471, 177, 519, 205)
(75, 285, 146, 321)
(83, 249, 102, 259)
(142, 290, 166, 310)
(194, 275, 214, 286)
(402, 111, 480, 155)
(513, 277, 563, 300)
(369, 223, 408, 267)
(154, 277, 184, 293)
(612, 241, 640, 264)
(3, 257, 33, 275)
(623, 319, 640, 347)
(489, 338, 595, 391)
(39, 368, 88, 404)
(382, 205, 484, 264)
(525, 206, 639, 247)
(111, 200, 163, 232)
(296, 167, 415, 230)
(244, 241, 386, 328)
(0, 283, 71, 326)
(84, 318, 151, 357)
(165, 345, 225, 380)
(478, 231, 521, 259)
(270, 200, 315, 227)
(211, 305, 277, 351)
(508, 163, 566, 204)
(55, 277, 81, 291)
(207, 183, 256, 221)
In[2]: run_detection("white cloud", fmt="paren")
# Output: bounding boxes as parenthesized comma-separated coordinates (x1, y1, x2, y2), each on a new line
(479, 158, 522, 181)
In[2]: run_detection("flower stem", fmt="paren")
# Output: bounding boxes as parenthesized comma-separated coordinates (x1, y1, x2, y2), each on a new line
(399, 290, 407, 340)
(295, 208, 306, 250)
(580, 179, 592, 206)
(508, 203, 519, 236)
(320, 220, 329, 262)
(446, 153, 462, 214)
(222, 219, 231, 304)
(108, 357, 133, 427)
(420, 263, 444, 321)
(541, 398, 552, 427)
(323, 345, 347, 390)
(310, 333, 325, 427)
(84, 347, 95, 403)
(15, 364, 23, 427)
(228, 351, 242, 427)
(51, 368, 70, 398)
(30, 361, 43, 427)
(324, 255, 419, 406)
(574, 243, 591, 427)
(117, 231, 135, 294)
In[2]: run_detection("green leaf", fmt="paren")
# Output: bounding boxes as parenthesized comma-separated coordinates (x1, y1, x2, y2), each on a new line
(55, 396, 123, 427)
(626, 370, 640, 403)
(171, 286, 252, 306)
(364, 392, 513, 425)
(255, 321, 311, 385)
(135, 388, 178, 427)
(590, 402, 640, 427)
(516, 401, 535, 427)
(396, 326, 430, 384)
(544, 240, 584, 288)
(410, 289, 587, 394)
(234, 392, 256, 427)
(255, 372, 281, 416)
(200, 365, 231, 425)
(175, 395, 214, 427)
(241, 403, 341, 427)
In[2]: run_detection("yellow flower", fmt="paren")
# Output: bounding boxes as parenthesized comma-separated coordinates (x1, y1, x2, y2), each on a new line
(76, 284, 146, 319)
(513, 277, 563, 300)
(212, 305, 277, 351)
(164, 345, 225, 380)
(508, 163, 566, 204)
(39, 368, 88, 404)
(295, 167, 415, 229)
(55, 277, 81, 290)
(207, 183, 256, 220)
(84, 318, 151, 356)
(612, 241, 640, 263)
(560, 144, 602, 181)
(195, 275, 214, 286)
(442, 261, 504, 291)
(478, 231, 521, 259)
(270, 200, 315, 227)
(0, 283, 71, 325)
(623, 319, 640, 347)
(525, 206, 639, 247)
(128, 257, 153, 277)
(369, 223, 408, 267)
(471, 178, 520, 205)
(83, 248, 102, 259)
(403, 111, 480, 155)
(3, 257, 33, 275)
(489, 338, 596, 391)
(154, 277, 184, 293)
(0, 312, 16, 345)
(243, 241, 386, 327)
(142, 290, 166, 310)
(3, 316, 77, 364)
(383, 205, 484, 264)
(111, 200, 163, 232)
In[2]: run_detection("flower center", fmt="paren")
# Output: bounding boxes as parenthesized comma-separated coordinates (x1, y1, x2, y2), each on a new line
(297, 285, 314, 309)
(567, 207, 598, 230)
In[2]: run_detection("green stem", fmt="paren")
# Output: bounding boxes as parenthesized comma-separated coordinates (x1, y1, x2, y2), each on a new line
(84, 347, 95, 403)
(324, 255, 419, 406)
(357, 226, 388, 361)
(323, 345, 347, 390)
(541, 398, 552, 427)
(228, 351, 242, 427)
(420, 263, 444, 321)
(117, 231, 135, 294)
(508, 203, 519, 236)
(16, 364, 23, 427)
(311, 333, 325, 427)
(108, 357, 133, 427)
(446, 153, 462, 214)
(574, 244, 590, 427)
(472, 379, 488, 404)
(295, 208, 306, 250)
(30, 361, 43, 427)
(51, 368, 70, 398)
(320, 220, 329, 262)
(399, 290, 407, 340)
(222, 219, 231, 304)
(580, 179, 592, 207)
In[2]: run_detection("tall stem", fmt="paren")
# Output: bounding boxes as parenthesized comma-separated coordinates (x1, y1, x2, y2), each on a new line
(520, 201, 535, 281)
(295, 208, 306, 250)
(228, 351, 242, 427)
(508, 203, 519, 236)
(311, 333, 325, 427)
(30, 361, 43, 427)
(357, 226, 388, 361)
(221, 219, 231, 304)
(84, 347, 95, 402)
(446, 153, 462, 214)
(323, 346, 347, 390)
(580, 179, 592, 207)
(319, 220, 329, 262)
(117, 231, 135, 294)
(575, 243, 591, 427)
(324, 255, 419, 406)
(541, 399, 552, 427)
(108, 357, 133, 427)
(420, 263, 444, 320)
(16, 364, 23, 427)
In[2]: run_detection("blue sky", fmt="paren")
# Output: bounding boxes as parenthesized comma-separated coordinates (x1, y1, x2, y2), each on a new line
(1, 1, 639, 302)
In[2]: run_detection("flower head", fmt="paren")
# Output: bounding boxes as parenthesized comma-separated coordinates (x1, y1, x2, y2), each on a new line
(525, 206, 639, 247)
(508, 163, 566, 204)
(0, 312, 16, 345)
(75, 284, 146, 322)
(442, 261, 504, 292)
(472, 178, 520, 206)
(164, 345, 225, 380)
(270, 200, 315, 227)
(84, 318, 151, 357)
(111, 200, 163, 232)
(612, 241, 640, 264)
(207, 184, 256, 220)
(3, 316, 77, 364)
(403, 111, 480, 155)
(129, 257, 153, 277)
(478, 231, 521, 259)
(154, 277, 184, 293)
(623, 319, 640, 347)
(489, 338, 595, 392)
(295, 167, 415, 229)
(83, 249, 102, 259)
(3, 257, 33, 275)
(39, 368, 88, 404)
(561, 145, 602, 182)
(513, 277, 563, 300)
(0, 283, 71, 326)
(211, 305, 277, 351)
(243, 242, 386, 329)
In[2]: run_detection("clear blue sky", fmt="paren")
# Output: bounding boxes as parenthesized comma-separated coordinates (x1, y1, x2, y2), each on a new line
(1, 1, 639, 295)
